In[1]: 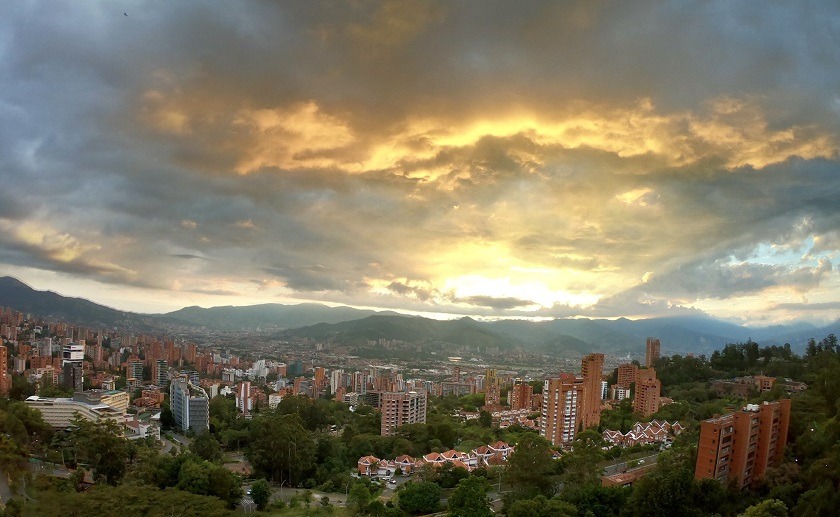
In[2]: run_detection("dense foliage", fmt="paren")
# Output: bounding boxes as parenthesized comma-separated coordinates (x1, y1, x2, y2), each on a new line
(1, 336, 840, 516)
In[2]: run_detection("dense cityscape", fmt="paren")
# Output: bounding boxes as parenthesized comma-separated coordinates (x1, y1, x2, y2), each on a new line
(0, 288, 836, 515)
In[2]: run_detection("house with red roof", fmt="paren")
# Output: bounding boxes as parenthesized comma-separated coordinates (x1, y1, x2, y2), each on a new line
(357, 455, 380, 476)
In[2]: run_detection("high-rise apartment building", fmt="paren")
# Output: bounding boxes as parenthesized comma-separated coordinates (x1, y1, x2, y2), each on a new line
(170, 377, 210, 433)
(62, 363, 84, 392)
(62, 343, 85, 392)
(330, 369, 345, 395)
(353, 371, 367, 394)
(617, 363, 639, 388)
(153, 359, 169, 386)
(581, 353, 604, 428)
(509, 379, 533, 410)
(380, 391, 427, 436)
(127, 359, 144, 382)
(695, 400, 791, 488)
(185, 343, 197, 364)
(633, 368, 661, 417)
(236, 381, 253, 415)
(541, 373, 584, 447)
(484, 368, 500, 408)
(645, 338, 661, 368)
(0, 345, 8, 396)
(314, 367, 326, 392)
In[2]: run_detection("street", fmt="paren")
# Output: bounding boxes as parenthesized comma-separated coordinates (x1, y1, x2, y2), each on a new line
(602, 453, 660, 476)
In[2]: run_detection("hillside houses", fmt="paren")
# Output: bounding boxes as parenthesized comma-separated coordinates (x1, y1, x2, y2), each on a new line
(357, 440, 515, 477)
(602, 420, 684, 447)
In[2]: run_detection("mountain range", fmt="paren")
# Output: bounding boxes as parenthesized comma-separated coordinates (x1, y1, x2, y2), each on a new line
(0, 276, 837, 355)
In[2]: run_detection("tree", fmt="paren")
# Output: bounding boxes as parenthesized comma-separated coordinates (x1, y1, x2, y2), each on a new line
(398, 481, 441, 515)
(21, 484, 233, 517)
(8, 375, 35, 401)
(556, 430, 605, 493)
(348, 482, 374, 515)
(0, 435, 28, 481)
(740, 499, 788, 517)
(447, 476, 492, 517)
(190, 431, 222, 462)
(505, 433, 557, 497)
(250, 479, 270, 511)
(69, 416, 128, 485)
(478, 411, 493, 428)
(506, 495, 577, 517)
(622, 448, 727, 517)
(173, 457, 243, 508)
(37, 383, 72, 398)
(1, 401, 52, 447)
(160, 404, 175, 431)
(247, 412, 315, 485)
(209, 395, 239, 436)
(558, 484, 630, 516)
(438, 462, 469, 488)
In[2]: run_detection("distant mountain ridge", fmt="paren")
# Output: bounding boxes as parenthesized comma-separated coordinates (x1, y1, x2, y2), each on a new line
(0, 276, 136, 327)
(279, 314, 514, 350)
(0, 276, 835, 355)
(164, 303, 398, 330)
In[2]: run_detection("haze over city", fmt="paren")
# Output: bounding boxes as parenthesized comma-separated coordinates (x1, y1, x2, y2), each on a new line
(2, 2, 840, 325)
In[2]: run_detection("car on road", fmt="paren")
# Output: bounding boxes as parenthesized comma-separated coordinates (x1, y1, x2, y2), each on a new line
(388, 479, 397, 485)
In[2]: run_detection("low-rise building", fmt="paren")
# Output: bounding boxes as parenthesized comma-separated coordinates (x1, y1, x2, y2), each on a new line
(25, 395, 122, 428)
(124, 415, 160, 441)
(602, 420, 684, 447)
(73, 390, 129, 414)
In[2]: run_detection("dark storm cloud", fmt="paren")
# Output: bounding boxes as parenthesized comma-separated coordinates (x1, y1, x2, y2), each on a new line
(1, 1, 839, 319)
(612, 258, 832, 302)
(771, 301, 840, 312)
(454, 295, 537, 310)
(170, 254, 208, 261)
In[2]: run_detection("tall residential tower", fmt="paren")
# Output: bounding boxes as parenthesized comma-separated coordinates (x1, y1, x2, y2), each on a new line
(581, 353, 604, 428)
(170, 376, 209, 433)
(645, 338, 661, 368)
(380, 390, 427, 436)
(541, 373, 584, 447)
(695, 400, 791, 488)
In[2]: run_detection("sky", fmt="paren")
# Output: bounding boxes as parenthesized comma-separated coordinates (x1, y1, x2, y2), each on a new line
(1, 1, 840, 325)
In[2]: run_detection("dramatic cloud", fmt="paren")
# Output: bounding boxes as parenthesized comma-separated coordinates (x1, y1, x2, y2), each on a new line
(1, 1, 840, 323)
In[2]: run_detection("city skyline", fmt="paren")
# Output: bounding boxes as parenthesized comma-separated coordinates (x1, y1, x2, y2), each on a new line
(2, 2, 840, 325)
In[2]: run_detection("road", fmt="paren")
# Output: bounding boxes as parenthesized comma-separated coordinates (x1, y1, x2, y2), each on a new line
(158, 432, 189, 455)
(159, 436, 176, 454)
(602, 453, 660, 476)
(169, 432, 191, 447)
(28, 459, 73, 479)
(0, 470, 13, 508)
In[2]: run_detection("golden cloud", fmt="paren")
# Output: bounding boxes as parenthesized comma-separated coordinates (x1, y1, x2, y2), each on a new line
(221, 97, 837, 180)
